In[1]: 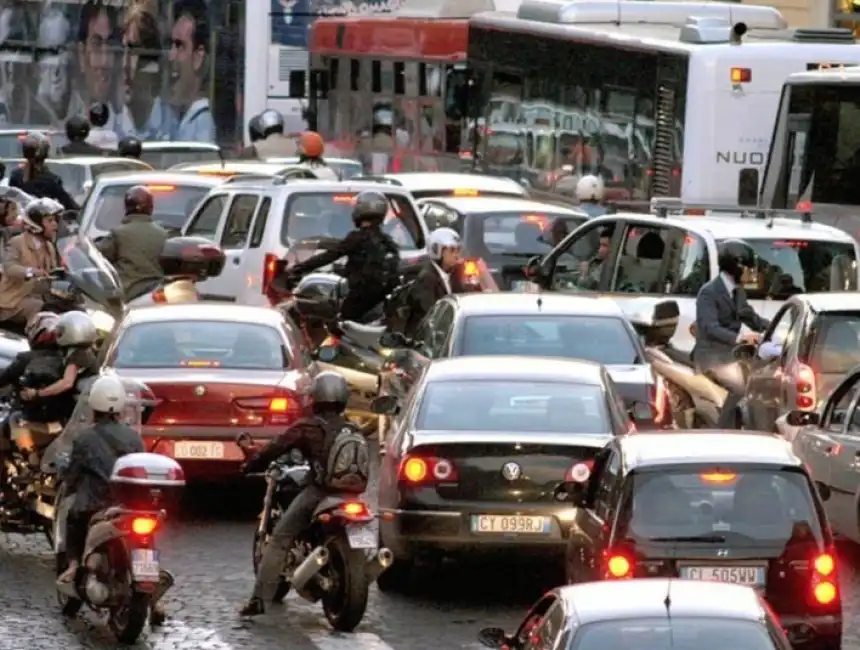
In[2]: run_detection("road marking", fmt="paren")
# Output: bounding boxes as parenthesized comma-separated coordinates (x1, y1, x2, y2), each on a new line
(308, 631, 396, 650)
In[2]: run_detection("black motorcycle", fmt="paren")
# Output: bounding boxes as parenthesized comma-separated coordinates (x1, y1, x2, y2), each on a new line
(241, 434, 392, 632)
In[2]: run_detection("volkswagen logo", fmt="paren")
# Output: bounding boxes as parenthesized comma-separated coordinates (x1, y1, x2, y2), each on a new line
(501, 462, 522, 481)
(194, 385, 207, 397)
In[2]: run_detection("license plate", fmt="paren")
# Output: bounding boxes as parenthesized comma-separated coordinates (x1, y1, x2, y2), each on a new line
(679, 565, 765, 586)
(347, 524, 377, 549)
(174, 441, 224, 459)
(131, 549, 160, 580)
(470, 515, 551, 534)
(511, 280, 540, 293)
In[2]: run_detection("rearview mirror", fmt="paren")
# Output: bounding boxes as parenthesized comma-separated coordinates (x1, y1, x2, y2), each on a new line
(477, 627, 508, 649)
(629, 401, 652, 422)
(370, 395, 400, 416)
(379, 331, 409, 349)
(524, 256, 548, 283)
(786, 410, 819, 427)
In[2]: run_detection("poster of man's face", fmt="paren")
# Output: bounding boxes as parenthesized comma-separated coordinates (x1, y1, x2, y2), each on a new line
(168, 1, 207, 110)
(79, 2, 115, 106)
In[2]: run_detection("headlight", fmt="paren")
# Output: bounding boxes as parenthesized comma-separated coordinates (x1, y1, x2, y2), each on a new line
(88, 309, 115, 333)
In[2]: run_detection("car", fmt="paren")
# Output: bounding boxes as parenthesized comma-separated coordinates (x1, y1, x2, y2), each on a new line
(378, 292, 665, 437)
(372, 355, 633, 591)
(565, 431, 840, 649)
(416, 196, 589, 289)
(363, 172, 528, 200)
(169, 160, 325, 180)
(98, 303, 316, 480)
(0, 128, 66, 158)
(140, 141, 222, 170)
(477, 580, 794, 650)
(181, 178, 429, 304)
(265, 156, 363, 180)
(4, 157, 152, 203)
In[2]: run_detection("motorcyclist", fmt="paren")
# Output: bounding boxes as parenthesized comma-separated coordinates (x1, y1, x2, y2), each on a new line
(59, 116, 104, 156)
(241, 109, 297, 159)
(9, 133, 79, 210)
(403, 227, 462, 337)
(694, 240, 770, 428)
(117, 137, 143, 160)
(95, 185, 167, 300)
(276, 190, 400, 322)
(86, 102, 118, 151)
(0, 312, 61, 406)
(238, 113, 265, 158)
(0, 198, 62, 327)
(0, 197, 21, 249)
(57, 375, 145, 586)
(237, 371, 351, 616)
(296, 131, 339, 180)
(576, 174, 608, 218)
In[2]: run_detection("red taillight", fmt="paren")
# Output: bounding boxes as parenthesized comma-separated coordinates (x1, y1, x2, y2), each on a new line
(462, 259, 480, 279)
(152, 287, 167, 304)
(814, 552, 835, 577)
(565, 459, 594, 483)
(606, 553, 632, 579)
(811, 551, 838, 605)
(794, 363, 816, 410)
(263, 253, 279, 302)
(335, 501, 373, 521)
(398, 454, 458, 484)
(234, 391, 301, 425)
(117, 466, 148, 480)
(131, 516, 158, 536)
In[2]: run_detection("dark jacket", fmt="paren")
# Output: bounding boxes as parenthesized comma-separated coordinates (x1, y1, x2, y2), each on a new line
(404, 261, 448, 336)
(63, 420, 145, 513)
(59, 142, 105, 157)
(0, 347, 56, 389)
(8, 166, 79, 211)
(95, 213, 168, 299)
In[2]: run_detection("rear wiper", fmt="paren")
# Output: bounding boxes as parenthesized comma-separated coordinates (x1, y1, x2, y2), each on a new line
(649, 535, 727, 543)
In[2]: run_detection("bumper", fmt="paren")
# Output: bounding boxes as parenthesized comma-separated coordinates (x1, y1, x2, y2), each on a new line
(780, 614, 841, 648)
(143, 425, 283, 480)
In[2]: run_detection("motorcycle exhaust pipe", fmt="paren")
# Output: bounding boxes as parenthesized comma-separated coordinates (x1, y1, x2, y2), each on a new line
(85, 574, 110, 605)
(365, 547, 394, 582)
(290, 546, 329, 592)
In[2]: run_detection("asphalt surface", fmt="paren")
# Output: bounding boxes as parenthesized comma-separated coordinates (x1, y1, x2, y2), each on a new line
(3, 453, 860, 650)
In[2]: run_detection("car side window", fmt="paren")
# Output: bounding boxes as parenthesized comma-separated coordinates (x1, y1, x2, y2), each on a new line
(612, 224, 673, 294)
(594, 449, 621, 521)
(249, 197, 271, 249)
(186, 194, 227, 238)
(220, 194, 260, 248)
(426, 303, 455, 357)
(515, 595, 558, 647)
(548, 221, 608, 293)
(524, 601, 566, 650)
(671, 230, 710, 296)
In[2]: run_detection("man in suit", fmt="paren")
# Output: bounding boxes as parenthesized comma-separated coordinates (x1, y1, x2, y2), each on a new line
(694, 239, 770, 428)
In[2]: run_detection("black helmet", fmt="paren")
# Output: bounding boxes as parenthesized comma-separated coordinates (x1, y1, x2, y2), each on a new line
(89, 102, 109, 128)
(351, 190, 388, 227)
(21, 132, 50, 162)
(258, 109, 285, 138)
(248, 114, 265, 143)
(311, 371, 349, 414)
(65, 115, 90, 142)
(118, 136, 142, 159)
(717, 239, 755, 283)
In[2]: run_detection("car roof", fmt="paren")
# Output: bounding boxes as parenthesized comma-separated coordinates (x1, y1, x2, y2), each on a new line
(122, 303, 286, 326)
(141, 141, 220, 151)
(425, 355, 604, 384)
(618, 432, 800, 470)
(558, 579, 766, 624)
(265, 157, 361, 165)
(93, 171, 226, 187)
(171, 161, 294, 174)
(792, 292, 860, 312)
(223, 178, 415, 197)
(451, 292, 627, 318)
(379, 172, 527, 195)
(426, 196, 588, 216)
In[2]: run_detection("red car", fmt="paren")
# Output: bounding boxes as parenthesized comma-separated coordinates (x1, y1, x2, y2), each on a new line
(101, 303, 316, 480)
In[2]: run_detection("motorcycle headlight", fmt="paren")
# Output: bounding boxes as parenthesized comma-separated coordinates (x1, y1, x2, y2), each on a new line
(88, 309, 115, 334)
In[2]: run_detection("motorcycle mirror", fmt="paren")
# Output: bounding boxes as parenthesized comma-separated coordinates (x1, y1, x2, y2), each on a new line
(732, 343, 756, 361)
(757, 341, 782, 360)
(370, 395, 400, 416)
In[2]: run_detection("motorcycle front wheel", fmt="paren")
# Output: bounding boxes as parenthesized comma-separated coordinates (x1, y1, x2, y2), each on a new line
(321, 533, 369, 632)
(252, 529, 290, 602)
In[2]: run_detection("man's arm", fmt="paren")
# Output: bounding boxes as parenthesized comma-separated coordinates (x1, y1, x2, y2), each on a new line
(243, 423, 309, 473)
(94, 232, 118, 261)
(737, 292, 770, 333)
(62, 434, 89, 489)
(696, 283, 739, 345)
(287, 231, 360, 277)
(3, 237, 32, 280)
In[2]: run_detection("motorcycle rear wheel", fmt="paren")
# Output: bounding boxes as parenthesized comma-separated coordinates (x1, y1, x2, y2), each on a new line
(252, 529, 290, 602)
(321, 534, 369, 632)
(109, 591, 149, 644)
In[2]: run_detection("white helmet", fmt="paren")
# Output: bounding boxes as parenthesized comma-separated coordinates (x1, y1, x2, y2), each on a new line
(56, 310, 97, 347)
(88, 375, 127, 414)
(427, 227, 461, 261)
(576, 174, 604, 202)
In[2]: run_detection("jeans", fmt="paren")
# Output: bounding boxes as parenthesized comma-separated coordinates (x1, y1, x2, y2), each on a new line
(253, 485, 326, 602)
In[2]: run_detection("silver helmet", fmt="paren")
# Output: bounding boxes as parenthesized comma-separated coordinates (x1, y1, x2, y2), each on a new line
(258, 109, 285, 137)
(55, 311, 97, 347)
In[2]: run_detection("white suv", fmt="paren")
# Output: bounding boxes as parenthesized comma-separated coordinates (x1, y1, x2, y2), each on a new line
(181, 178, 429, 305)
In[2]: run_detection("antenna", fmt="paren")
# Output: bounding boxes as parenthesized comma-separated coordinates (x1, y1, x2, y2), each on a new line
(665, 581, 675, 650)
(616, 0, 621, 26)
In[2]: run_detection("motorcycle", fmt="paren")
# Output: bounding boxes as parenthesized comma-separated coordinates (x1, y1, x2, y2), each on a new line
(45, 376, 182, 643)
(240, 433, 393, 632)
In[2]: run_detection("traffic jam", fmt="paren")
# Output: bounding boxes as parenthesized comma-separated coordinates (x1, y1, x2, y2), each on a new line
(2, 0, 860, 648)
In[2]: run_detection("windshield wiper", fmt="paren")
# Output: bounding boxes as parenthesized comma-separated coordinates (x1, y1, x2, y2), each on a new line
(649, 534, 727, 543)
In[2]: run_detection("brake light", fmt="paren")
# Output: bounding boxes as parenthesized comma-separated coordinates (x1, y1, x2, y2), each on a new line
(811, 551, 838, 605)
(700, 471, 738, 484)
(117, 466, 147, 479)
(335, 501, 373, 520)
(262, 253, 279, 301)
(564, 460, 594, 483)
(814, 553, 835, 577)
(398, 454, 458, 484)
(794, 363, 816, 410)
(234, 391, 300, 425)
(145, 185, 176, 192)
(462, 260, 479, 279)
(606, 554, 632, 578)
(131, 516, 158, 536)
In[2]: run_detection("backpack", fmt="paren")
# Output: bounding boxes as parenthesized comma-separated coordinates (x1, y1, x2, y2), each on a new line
(362, 230, 400, 292)
(320, 420, 370, 493)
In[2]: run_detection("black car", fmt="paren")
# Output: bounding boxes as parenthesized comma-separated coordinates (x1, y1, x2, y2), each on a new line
(417, 196, 588, 289)
(565, 431, 840, 649)
(372, 355, 645, 592)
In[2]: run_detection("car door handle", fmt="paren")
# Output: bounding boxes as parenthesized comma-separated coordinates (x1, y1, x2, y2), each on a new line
(231, 256, 241, 265)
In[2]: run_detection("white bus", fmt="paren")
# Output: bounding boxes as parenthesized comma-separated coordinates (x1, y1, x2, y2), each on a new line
(466, 0, 860, 207)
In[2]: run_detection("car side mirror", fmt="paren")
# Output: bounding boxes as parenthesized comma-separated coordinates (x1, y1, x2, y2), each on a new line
(629, 401, 652, 422)
(379, 331, 409, 349)
(524, 256, 549, 284)
(786, 410, 819, 427)
(371, 395, 400, 416)
(477, 627, 508, 649)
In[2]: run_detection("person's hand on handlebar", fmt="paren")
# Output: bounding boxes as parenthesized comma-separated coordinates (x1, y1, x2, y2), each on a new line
(738, 332, 761, 345)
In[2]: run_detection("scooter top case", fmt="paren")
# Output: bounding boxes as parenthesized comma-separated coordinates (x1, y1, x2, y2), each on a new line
(110, 453, 186, 512)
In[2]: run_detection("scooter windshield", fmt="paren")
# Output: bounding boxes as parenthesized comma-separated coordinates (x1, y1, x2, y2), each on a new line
(64, 237, 124, 315)
(0, 186, 35, 213)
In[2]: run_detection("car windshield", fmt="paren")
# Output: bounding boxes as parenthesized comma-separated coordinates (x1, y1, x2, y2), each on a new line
(807, 312, 860, 374)
(464, 212, 587, 257)
(141, 149, 221, 170)
(570, 617, 777, 650)
(460, 315, 639, 365)
(283, 192, 422, 249)
(720, 238, 858, 299)
(416, 380, 609, 433)
(111, 321, 288, 370)
(616, 468, 823, 546)
(92, 183, 209, 232)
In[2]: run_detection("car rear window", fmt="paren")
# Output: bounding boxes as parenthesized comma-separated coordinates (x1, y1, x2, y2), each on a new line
(112, 321, 288, 370)
(617, 468, 823, 546)
(463, 212, 586, 257)
(719, 238, 857, 298)
(416, 380, 609, 433)
(92, 183, 209, 232)
(808, 312, 860, 374)
(571, 617, 776, 650)
(283, 192, 422, 249)
(461, 315, 639, 365)
(141, 149, 221, 170)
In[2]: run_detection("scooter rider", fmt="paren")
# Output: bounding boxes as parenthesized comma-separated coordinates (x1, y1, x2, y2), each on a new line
(243, 109, 296, 160)
(0, 312, 60, 391)
(9, 133, 79, 210)
(0, 199, 62, 327)
(117, 137, 143, 160)
(95, 185, 167, 300)
(277, 190, 400, 322)
(237, 371, 352, 616)
(575, 174, 608, 218)
(403, 227, 461, 337)
(296, 131, 339, 180)
(60, 116, 104, 156)
(238, 114, 266, 159)
(694, 239, 770, 428)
